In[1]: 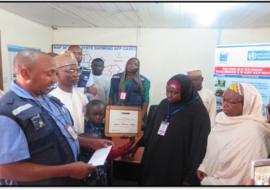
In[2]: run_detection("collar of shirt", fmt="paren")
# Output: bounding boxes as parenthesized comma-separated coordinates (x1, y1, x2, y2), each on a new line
(86, 121, 104, 131)
(11, 81, 53, 103)
(11, 81, 38, 101)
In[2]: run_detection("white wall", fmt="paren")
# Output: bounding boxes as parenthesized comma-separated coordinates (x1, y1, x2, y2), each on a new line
(53, 28, 138, 45)
(0, 8, 52, 91)
(54, 27, 270, 106)
(53, 28, 220, 105)
(220, 28, 270, 45)
(1, 12, 269, 106)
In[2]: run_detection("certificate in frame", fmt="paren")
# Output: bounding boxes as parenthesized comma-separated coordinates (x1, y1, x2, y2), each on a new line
(105, 105, 142, 137)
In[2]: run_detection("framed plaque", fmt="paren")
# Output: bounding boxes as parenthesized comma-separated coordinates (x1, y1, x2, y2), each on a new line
(105, 105, 142, 137)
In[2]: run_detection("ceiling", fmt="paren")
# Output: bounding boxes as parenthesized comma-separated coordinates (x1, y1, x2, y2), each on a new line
(0, 2, 270, 29)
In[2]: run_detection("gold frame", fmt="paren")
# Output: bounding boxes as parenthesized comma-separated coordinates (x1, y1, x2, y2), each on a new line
(105, 105, 142, 137)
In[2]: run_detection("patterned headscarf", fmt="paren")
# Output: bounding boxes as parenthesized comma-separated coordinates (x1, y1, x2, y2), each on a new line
(228, 83, 243, 96)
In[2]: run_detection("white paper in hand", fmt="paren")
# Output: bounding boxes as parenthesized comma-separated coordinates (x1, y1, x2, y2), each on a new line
(88, 145, 112, 166)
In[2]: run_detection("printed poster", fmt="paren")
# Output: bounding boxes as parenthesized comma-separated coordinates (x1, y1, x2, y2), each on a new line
(214, 44, 270, 113)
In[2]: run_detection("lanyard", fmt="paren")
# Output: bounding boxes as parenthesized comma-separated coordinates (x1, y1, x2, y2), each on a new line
(166, 96, 199, 121)
(34, 96, 72, 128)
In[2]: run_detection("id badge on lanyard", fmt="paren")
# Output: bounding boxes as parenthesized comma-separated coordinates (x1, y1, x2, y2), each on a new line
(157, 121, 169, 136)
(120, 92, 127, 101)
(65, 125, 78, 141)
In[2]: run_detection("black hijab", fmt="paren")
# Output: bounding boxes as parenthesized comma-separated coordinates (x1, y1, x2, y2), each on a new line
(167, 74, 199, 107)
(140, 74, 210, 185)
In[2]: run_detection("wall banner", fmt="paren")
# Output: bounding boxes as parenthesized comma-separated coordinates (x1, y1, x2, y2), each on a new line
(214, 43, 270, 113)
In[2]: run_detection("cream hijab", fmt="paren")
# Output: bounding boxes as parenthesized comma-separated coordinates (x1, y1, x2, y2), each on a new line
(242, 83, 262, 115)
(215, 83, 269, 128)
(199, 83, 270, 185)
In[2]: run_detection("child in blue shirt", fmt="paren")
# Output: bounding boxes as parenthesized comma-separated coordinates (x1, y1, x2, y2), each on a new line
(81, 100, 134, 185)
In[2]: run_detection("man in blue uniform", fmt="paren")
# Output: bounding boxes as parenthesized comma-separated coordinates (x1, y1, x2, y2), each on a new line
(0, 50, 111, 185)
(68, 45, 97, 98)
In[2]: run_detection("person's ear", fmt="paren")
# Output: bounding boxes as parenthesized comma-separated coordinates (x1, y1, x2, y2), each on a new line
(20, 68, 31, 80)
(201, 76, 204, 82)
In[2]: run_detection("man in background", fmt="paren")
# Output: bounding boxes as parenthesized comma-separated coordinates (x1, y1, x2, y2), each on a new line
(50, 51, 88, 135)
(90, 58, 110, 104)
(68, 45, 97, 99)
(187, 69, 216, 127)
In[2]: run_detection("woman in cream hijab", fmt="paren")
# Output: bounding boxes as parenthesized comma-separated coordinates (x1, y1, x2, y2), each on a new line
(197, 83, 270, 185)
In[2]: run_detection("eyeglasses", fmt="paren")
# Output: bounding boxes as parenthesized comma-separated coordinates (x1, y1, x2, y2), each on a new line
(222, 99, 243, 105)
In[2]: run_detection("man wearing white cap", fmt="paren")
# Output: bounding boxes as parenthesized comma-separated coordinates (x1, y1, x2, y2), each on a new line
(187, 69, 216, 127)
(50, 51, 89, 135)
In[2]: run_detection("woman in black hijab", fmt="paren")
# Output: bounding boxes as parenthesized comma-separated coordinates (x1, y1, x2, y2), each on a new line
(139, 74, 210, 186)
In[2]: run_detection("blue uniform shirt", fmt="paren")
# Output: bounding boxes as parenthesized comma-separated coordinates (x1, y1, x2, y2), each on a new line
(0, 115, 30, 164)
(0, 82, 80, 164)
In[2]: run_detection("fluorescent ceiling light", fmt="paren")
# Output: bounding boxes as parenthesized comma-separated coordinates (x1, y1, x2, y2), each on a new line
(181, 3, 236, 26)
(166, 3, 238, 27)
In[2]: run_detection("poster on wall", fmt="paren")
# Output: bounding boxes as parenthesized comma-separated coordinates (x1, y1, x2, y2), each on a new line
(214, 43, 270, 113)
(52, 44, 137, 78)
(8, 45, 40, 79)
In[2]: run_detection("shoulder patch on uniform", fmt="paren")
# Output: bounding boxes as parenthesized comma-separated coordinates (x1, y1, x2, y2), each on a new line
(12, 103, 33, 116)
